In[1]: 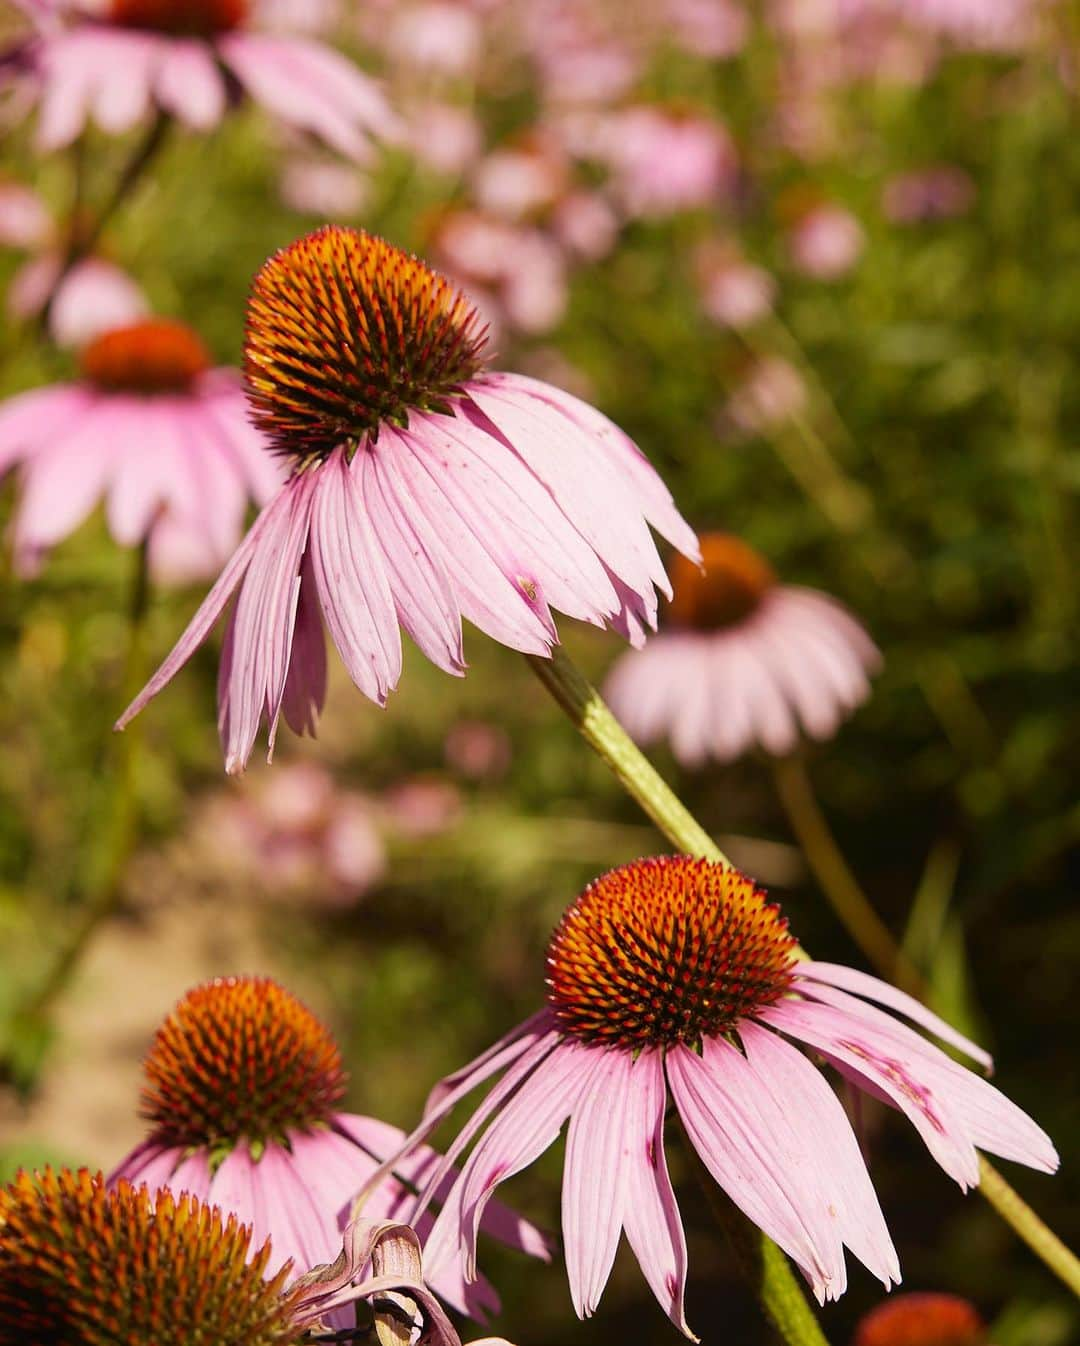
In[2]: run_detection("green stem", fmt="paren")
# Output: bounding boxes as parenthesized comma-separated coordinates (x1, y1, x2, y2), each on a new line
(18, 542, 152, 1031)
(678, 1117, 830, 1346)
(528, 647, 827, 1346)
(526, 646, 1080, 1303)
(771, 755, 924, 997)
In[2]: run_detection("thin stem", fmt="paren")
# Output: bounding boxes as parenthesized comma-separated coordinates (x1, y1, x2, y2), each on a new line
(677, 1116, 830, 1346)
(525, 647, 731, 867)
(528, 648, 828, 1346)
(42, 111, 171, 326)
(17, 542, 152, 1030)
(770, 755, 924, 996)
(527, 645, 1080, 1301)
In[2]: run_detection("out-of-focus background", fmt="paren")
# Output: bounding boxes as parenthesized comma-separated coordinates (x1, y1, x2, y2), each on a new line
(0, 1, 1076, 1343)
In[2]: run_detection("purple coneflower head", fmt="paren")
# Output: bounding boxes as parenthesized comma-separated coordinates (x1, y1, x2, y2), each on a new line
(387, 857, 1056, 1338)
(6, 0, 400, 159)
(117, 225, 698, 773)
(853, 1292, 988, 1346)
(108, 975, 550, 1326)
(0, 316, 283, 582)
(604, 532, 881, 764)
(0, 1169, 514, 1346)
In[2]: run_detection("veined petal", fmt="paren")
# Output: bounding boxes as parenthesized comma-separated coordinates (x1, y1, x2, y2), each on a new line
(621, 1049, 693, 1339)
(280, 551, 327, 737)
(309, 447, 401, 705)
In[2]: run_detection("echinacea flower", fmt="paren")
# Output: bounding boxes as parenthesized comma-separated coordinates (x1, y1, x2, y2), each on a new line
(117, 225, 697, 772)
(853, 1292, 988, 1346)
(383, 856, 1056, 1338)
(6, 0, 399, 160)
(0, 1167, 513, 1346)
(0, 317, 283, 582)
(109, 976, 550, 1322)
(604, 533, 881, 764)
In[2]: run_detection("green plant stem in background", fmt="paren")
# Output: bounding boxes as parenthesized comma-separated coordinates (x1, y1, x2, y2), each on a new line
(526, 646, 1080, 1305)
(770, 755, 924, 996)
(9, 542, 152, 1075)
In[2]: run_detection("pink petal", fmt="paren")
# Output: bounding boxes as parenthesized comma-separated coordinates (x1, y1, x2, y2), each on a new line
(107, 1140, 181, 1191)
(620, 1049, 693, 1338)
(562, 1048, 635, 1318)
(88, 33, 155, 134)
(738, 1022, 900, 1289)
(115, 486, 286, 732)
(794, 963, 992, 1072)
(359, 446, 465, 675)
(280, 551, 326, 737)
(424, 1010, 554, 1118)
(667, 1040, 844, 1303)
(154, 38, 226, 128)
(309, 447, 401, 705)
(0, 384, 92, 476)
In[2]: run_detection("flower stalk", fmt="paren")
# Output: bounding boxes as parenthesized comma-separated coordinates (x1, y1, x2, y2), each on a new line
(526, 644, 1080, 1304)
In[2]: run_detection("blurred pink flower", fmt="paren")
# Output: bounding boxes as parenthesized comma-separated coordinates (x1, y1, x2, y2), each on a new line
(8, 0, 400, 160)
(882, 165, 975, 223)
(696, 243, 776, 328)
(279, 157, 370, 217)
(444, 719, 511, 781)
(551, 189, 619, 261)
(894, 0, 1035, 50)
(724, 355, 808, 434)
(407, 101, 482, 176)
(388, 857, 1056, 1336)
(8, 251, 149, 347)
(605, 534, 881, 764)
(471, 139, 567, 221)
(598, 105, 736, 218)
(384, 777, 464, 837)
(0, 178, 50, 246)
(666, 0, 749, 57)
(109, 976, 551, 1328)
(0, 316, 282, 581)
(118, 227, 696, 771)
(788, 203, 865, 279)
(385, 1, 481, 78)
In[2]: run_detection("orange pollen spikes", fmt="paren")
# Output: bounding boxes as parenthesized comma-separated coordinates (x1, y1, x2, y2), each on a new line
(109, 0, 247, 36)
(140, 976, 347, 1149)
(80, 318, 212, 395)
(853, 1294, 987, 1346)
(243, 225, 489, 461)
(0, 1168, 300, 1346)
(546, 856, 796, 1050)
(667, 532, 777, 631)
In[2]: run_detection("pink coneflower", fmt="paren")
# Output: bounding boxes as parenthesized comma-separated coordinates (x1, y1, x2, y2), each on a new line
(0, 316, 282, 581)
(696, 241, 776, 329)
(7, 0, 399, 159)
(388, 856, 1056, 1337)
(605, 533, 881, 765)
(0, 1169, 514, 1346)
(116, 225, 697, 773)
(788, 203, 865, 280)
(109, 976, 550, 1323)
(598, 104, 736, 218)
(853, 1292, 988, 1346)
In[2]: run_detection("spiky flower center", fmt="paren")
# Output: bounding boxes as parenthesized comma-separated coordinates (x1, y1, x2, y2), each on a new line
(108, 0, 246, 36)
(140, 976, 347, 1149)
(244, 225, 489, 461)
(854, 1294, 986, 1346)
(0, 1168, 301, 1346)
(667, 532, 776, 630)
(80, 318, 211, 395)
(546, 856, 796, 1049)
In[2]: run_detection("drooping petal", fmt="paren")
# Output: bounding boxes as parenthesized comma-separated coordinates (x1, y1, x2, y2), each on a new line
(309, 446, 401, 706)
(153, 38, 226, 129)
(620, 1049, 693, 1339)
(0, 384, 93, 475)
(280, 551, 327, 737)
(794, 963, 993, 1072)
(737, 1022, 901, 1290)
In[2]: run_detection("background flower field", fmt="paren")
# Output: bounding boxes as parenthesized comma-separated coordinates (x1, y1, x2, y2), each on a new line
(0, 2, 1076, 1343)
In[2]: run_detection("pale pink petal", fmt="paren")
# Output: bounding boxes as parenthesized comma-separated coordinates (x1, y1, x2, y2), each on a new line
(621, 1049, 693, 1338)
(667, 639, 719, 767)
(359, 446, 465, 675)
(667, 1039, 843, 1302)
(88, 33, 155, 134)
(49, 258, 148, 348)
(737, 1022, 900, 1289)
(154, 38, 227, 129)
(206, 1143, 259, 1232)
(115, 488, 286, 731)
(381, 423, 555, 655)
(164, 1148, 213, 1204)
(107, 1140, 183, 1191)
(0, 384, 93, 476)
(35, 31, 100, 149)
(237, 1142, 341, 1278)
(562, 1048, 635, 1318)
(759, 998, 982, 1189)
(280, 551, 326, 737)
(309, 447, 400, 705)
(795, 963, 993, 1072)
(195, 376, 286, 504)
(457, 1038, 591, 1279)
